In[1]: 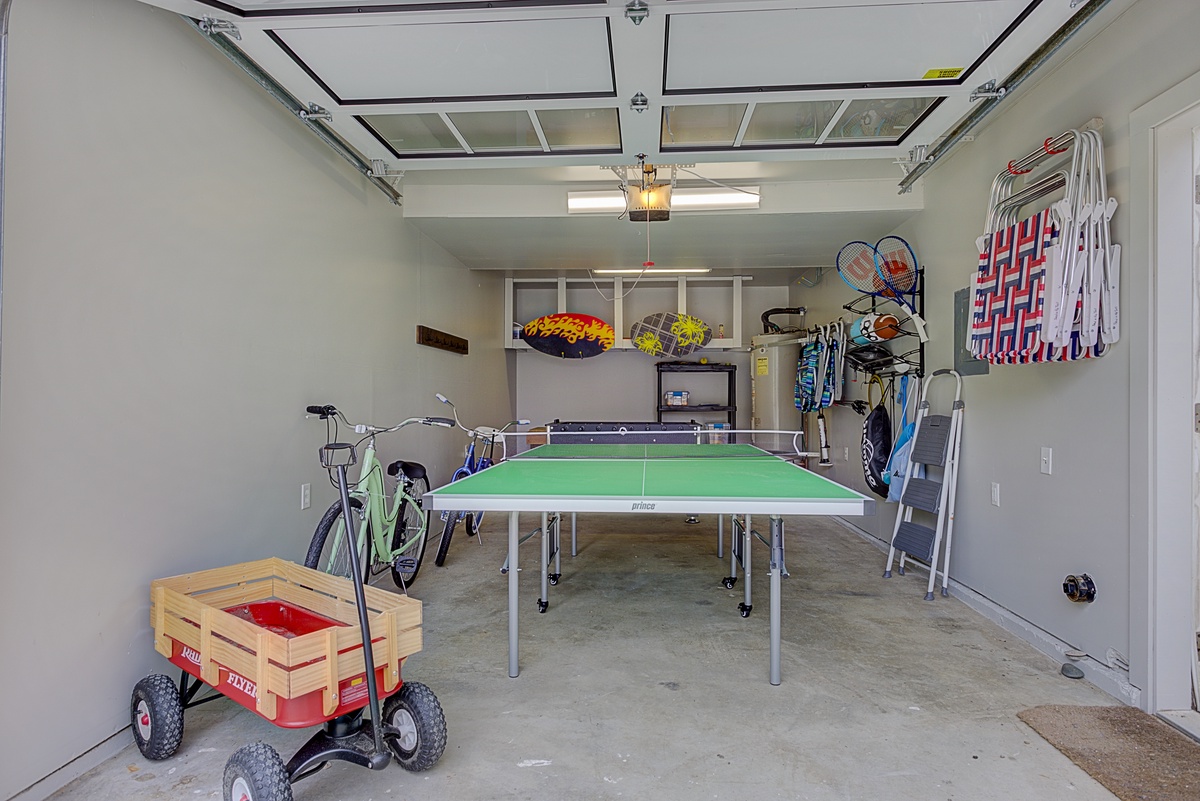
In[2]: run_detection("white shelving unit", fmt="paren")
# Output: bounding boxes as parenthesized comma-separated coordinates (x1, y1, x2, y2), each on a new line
(505, 275, 749, 351)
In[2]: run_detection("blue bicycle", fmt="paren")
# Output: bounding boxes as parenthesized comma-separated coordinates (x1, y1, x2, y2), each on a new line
(433, 394, 527, 567)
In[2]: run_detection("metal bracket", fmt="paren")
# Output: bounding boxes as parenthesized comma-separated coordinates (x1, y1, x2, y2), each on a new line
(198, 16, 241, 41)
(369, 159, 405, 180)
(894, 144, 933, 177)
(298, 103, 332, 123)
(970, 80, 1008, 102)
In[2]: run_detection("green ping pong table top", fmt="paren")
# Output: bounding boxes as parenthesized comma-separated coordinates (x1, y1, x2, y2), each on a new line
(424, 442, 875, 516)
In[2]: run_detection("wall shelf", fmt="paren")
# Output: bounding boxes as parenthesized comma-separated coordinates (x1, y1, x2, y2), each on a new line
(505, 275, 750, 351)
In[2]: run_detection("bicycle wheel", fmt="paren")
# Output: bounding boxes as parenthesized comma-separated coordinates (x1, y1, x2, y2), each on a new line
(434, 511, 459, 567)
(391, 476, 430, 588)
(306, 497, 371, 584)
(465, 511, 484, 538)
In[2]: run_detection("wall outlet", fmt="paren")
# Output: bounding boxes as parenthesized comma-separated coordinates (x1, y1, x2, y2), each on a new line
(301, 482, 311, 510)
(843, 446, 850, 462)
(1040, 447, 1053, 475)
(991, 482, 1001, 507)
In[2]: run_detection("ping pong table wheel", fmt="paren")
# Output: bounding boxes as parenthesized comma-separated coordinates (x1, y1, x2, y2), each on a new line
(738, 602, 752, 618)
(548, 573, 561, 585)
(722, 577, 737, 589)
(537, 599, 549, 613)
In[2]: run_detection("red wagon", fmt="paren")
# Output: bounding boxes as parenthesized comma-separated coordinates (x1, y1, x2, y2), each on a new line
(131, 557, 446, 801)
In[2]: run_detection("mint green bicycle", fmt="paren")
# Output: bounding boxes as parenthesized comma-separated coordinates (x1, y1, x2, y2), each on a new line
(304, 404, 453, 589)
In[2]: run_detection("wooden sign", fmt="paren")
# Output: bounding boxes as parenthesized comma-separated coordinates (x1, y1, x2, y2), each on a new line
(417, 325, 468, 355)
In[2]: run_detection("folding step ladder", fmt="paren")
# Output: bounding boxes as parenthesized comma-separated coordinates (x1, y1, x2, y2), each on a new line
(883, 369, 963, 600)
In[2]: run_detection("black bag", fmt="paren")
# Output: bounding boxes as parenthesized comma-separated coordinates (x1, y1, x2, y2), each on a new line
(861, 376, 892, 498)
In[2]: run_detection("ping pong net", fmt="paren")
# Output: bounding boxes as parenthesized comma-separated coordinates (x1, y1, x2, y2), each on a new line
(513, 442, 776, 460)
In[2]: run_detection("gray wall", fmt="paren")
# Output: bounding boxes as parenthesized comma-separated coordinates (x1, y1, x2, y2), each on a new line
(0, 1, 510, 797)
(792, 0, 1200, 697)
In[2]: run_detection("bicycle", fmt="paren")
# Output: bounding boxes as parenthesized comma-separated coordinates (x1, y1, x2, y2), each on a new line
(432, 393, 527, 567)
(304, 404, 453, 589)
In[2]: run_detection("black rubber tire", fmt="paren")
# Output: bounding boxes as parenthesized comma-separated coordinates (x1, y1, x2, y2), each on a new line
(465, 511, 484, 537)
(382, 682, 447, 772)
(434, 513, 458, 567)
(223, 742, 292, 801)
(131, 674, 184, 760)
(391, 476, 430, 588)
(306, 498, 370, 584)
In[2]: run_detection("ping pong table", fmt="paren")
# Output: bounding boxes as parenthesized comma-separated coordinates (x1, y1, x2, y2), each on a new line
(424, 442, 874, 685)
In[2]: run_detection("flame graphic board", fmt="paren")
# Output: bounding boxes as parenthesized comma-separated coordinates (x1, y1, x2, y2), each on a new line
(521, 313, 615, 358)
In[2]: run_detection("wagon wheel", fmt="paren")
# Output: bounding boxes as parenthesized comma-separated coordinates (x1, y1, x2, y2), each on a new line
(130, 674, 184, 760)
(223, 742, 292, 801)
(382, 682, 448, 771)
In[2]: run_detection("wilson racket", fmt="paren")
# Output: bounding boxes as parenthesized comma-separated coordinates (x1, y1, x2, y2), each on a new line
(873, 235, 929, 342)
(836, 241, 887, 295)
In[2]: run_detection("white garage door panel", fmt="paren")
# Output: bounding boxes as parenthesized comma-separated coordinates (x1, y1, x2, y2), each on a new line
(665, 0, 1027, 91)
(274, 17, 614, 101)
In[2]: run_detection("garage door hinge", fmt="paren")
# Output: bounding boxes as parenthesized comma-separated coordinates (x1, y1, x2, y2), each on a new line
(1195, 403, 1200, 434)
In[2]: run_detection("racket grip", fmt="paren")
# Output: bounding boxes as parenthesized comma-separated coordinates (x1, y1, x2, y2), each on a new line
(908, 312, 929, 343)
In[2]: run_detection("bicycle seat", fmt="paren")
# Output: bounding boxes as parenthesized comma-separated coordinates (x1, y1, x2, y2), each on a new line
(386, 460, 427, 481)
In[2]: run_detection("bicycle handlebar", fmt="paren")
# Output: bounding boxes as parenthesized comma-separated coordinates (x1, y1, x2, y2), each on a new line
(306, 404, 455, 433)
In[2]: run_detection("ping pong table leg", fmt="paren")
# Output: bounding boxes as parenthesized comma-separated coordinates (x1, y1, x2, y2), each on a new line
(508, 511, 520, 678)
(770, 514, 783, 686)
(717, 515, 724, 559)
(538, 512, 550, 613)
(736, 514, 753, 617)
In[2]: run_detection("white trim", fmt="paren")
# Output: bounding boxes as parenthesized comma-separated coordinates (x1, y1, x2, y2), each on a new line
(1128, 70, 1200, 713)
(831, 517, 1142, 707)
(9, 728, 130, 801)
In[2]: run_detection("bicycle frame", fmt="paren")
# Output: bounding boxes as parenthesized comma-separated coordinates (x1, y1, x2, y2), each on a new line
(330, 434, 423, 571)
(442, 436, 492, 521)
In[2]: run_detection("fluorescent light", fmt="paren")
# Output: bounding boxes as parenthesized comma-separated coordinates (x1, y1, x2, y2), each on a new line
(673, 188, 759, 209)
(593, 268, 712, 274)
(567, 191, 627, 212)
(567, 186, 760, 214)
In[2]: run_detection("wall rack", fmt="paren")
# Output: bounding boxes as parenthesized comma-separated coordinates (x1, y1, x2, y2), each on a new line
(840, 270, 925, 378)
(505, 275, 750, 351)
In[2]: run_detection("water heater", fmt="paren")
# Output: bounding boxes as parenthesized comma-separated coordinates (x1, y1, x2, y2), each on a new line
(750, 333, 803, 453)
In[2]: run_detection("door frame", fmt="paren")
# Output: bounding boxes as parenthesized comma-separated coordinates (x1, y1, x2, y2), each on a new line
(1129, 70, 1200, 714)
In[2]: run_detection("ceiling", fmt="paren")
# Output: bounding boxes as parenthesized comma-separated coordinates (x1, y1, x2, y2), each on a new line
(136, 0, 1113, 277)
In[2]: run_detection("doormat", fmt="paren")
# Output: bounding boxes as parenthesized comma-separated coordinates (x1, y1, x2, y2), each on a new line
(1017, 705, 1200, 800)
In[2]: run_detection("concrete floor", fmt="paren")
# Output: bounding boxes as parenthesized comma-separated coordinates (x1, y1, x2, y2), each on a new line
(51, 514, 1120, 800)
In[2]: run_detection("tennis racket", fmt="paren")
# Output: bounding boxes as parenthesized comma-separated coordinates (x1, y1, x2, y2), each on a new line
(872, 235, 928, 342)
(836, 241, 887, 296)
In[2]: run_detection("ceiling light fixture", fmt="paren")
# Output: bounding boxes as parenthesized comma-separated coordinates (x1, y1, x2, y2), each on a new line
(629, 158, 670, 222)
(624, 0, 649, 26)
(594, 268, 711, 274)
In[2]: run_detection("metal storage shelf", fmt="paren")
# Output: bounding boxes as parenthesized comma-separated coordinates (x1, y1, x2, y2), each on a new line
(656, 361, 737, 435)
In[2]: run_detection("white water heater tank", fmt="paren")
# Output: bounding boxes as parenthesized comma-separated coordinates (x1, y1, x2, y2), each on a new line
(750, 333, 803, 454)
